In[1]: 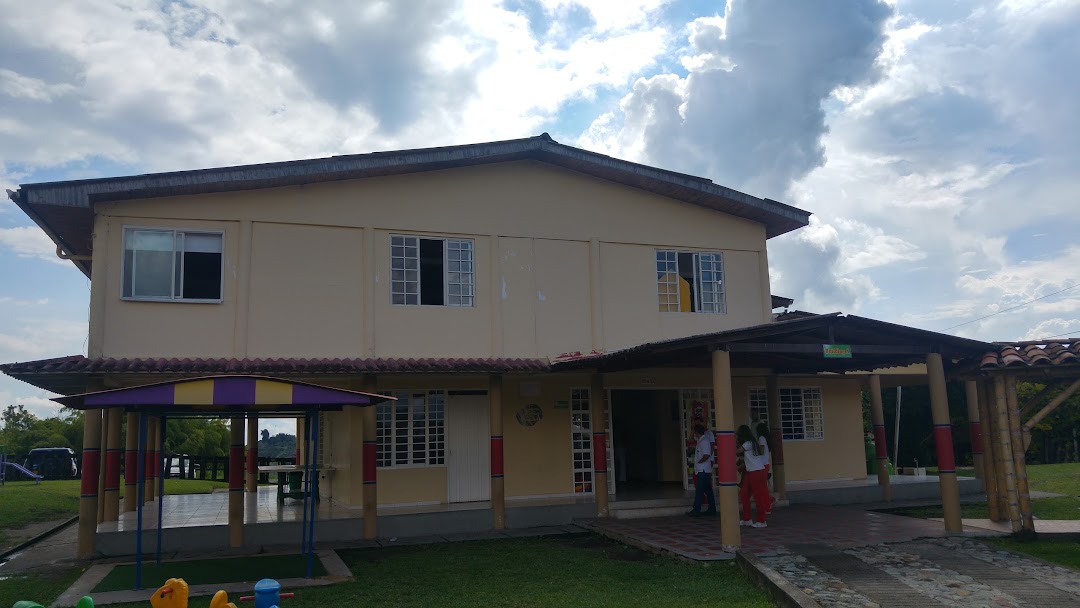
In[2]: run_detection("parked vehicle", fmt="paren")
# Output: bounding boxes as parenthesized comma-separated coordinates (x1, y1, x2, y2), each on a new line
(23, 447, 79, 480)
(168, 454, 201, 478)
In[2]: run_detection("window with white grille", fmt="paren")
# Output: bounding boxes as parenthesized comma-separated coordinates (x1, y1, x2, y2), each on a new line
(570, 389, 593, 494)
(780, 387, 824, 440)
(748, 387, 769, 427)
(655, 250, 726, 313)
(391, 235, 474, 306)
(376, 390, 446, 467)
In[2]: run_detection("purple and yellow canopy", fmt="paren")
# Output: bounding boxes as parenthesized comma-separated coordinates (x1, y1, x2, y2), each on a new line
(53, 375, 391, 413)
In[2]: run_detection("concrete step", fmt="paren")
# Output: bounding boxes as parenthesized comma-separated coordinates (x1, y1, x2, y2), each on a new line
(610, 505, 689, 519)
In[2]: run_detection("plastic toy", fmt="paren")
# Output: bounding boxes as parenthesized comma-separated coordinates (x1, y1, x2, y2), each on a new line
(13, 598, 92, 608)
(147, 577, 296, 608)
(238, 579, 294, 608)
(150, 578, 189, 608)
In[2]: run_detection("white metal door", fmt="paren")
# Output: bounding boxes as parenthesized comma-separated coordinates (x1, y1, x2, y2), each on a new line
(447, 393, 491, 503)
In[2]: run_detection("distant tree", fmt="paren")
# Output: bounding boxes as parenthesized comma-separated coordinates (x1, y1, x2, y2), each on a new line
(0, 405, 83, 460)
(261, 428, 270, 441)
(258, 433, 297, 458)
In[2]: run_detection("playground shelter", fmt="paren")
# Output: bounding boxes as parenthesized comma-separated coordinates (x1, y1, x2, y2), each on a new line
(53, 374, 392, 588)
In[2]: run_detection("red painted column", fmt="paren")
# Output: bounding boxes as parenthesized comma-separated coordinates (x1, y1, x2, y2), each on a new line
(77, 408, 102, 558)
(590, 373, 609, 517)
(965, 380, 984, 481)
(927, 353, 962, 532)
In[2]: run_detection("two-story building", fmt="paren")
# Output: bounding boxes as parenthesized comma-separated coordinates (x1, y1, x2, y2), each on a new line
(2, 134, 989, 557)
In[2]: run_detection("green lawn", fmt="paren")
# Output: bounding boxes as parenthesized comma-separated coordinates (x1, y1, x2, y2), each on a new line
(94, 554, 327, 592)
(0, 567, 85, 608)
(0, 479, 227, 546)
(987, 537, 1080, 571)
(880, 462, 1080, 520)
(11, 535, 773, 608)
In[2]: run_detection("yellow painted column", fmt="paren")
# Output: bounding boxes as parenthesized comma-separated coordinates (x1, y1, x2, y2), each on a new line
(926, 353, 962, 532)
(103, 409, 122, 521)
(123, 412, 139, 513)
(362, 376, 378, 540)
(976, 379, 1002, 522)
(712, 350, 740, 551)
(246, 414, 259, 492)
(229, 417, 245, 547)
(590, 373, 609, 517)
(1004, 374, 1035, 533)
(992, 375, 1022, 531)
(490, 375, 506, 529)
(964, 381, 984, 481)
(765, 375, 786, 500)
(77, 408, 103, 559)
(868, 375, 892, 502)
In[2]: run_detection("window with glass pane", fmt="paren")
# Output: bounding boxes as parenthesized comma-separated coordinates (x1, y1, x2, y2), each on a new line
(375, 390, 446, 468)
(570, 389, 593, 494)
(122, 228, 222, 301)
(780, 387, 825, 441)
(748, 387, 769, 426)
(656, 250, 680, 311)
(391, 235, 474, 307)
(656, 249, 726, 313)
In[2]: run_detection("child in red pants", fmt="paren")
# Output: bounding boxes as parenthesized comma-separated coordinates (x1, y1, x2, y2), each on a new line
(737, 425, 770, 527)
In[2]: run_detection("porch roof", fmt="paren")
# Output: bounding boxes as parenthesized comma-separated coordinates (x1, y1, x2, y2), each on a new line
(552, 313, 994, 375)
(52, 374, 392, 414)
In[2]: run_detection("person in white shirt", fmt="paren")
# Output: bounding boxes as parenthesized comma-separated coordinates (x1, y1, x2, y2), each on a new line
(737, 424, 770, 527)
(756, 422, 778, 514)
(686, 424, 717, 516)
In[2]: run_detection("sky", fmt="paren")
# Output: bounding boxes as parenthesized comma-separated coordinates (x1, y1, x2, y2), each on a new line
(1, 0, 1079, 434)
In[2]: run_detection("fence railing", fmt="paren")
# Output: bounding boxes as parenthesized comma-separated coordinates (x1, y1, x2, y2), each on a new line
(156, 454, 296, 483)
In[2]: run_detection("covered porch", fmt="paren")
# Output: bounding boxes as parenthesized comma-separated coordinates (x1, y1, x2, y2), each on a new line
(554, 312, 995, 552)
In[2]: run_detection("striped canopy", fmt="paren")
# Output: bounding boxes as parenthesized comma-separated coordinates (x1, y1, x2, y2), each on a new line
(53, 375, 390, 412)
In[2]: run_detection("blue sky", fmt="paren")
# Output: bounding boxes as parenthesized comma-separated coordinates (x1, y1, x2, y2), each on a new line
(2, 0, 1079, 434)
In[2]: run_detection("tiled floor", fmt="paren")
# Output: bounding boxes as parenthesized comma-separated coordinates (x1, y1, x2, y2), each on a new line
(585, 504, 1003, 561)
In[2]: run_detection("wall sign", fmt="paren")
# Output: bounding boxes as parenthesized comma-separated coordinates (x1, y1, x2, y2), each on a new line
(516, 404, 544, 427)
(823, 344, 853, 358)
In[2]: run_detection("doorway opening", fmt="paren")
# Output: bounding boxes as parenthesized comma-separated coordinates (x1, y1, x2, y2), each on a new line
(610, 389, 685, 500)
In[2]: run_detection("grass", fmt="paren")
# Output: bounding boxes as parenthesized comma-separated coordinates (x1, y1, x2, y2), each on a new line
(94, 554, 327, 592)
(879, 462, 1080, 520)
(0, 567, 85, 608)
(987, 536, 1080, 571)
(92, 535, 771, 608)
(0, 479, 228, 546)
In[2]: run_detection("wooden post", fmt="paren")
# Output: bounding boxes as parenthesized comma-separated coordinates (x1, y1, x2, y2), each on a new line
(246, 414, 259, 492)
(590, 373, 609, 517)
(229, 417, 245, 547)
(143, 417, 155, 504)
(124, 412, 139, 513)
(964, 381, 984, 480)
(993, 375, 1022, 532)
(77, 408, 102, 559)
(868, 375, 892, 502)
(712, 350, 740, 551)
(361, 376, 378, 540)
(1004, 374, 1035, 534)
(97, 410, 108, 524)
(976, 379, 1001, 522)
(927, 353, 962, 532)
(765, 375, 786, 501)
(490, 375, 506, 529)
(103, 409, 122, 522)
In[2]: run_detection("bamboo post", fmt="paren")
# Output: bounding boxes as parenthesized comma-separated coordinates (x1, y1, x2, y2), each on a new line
(77, 408, 103, 559)
(1022, 378, 1080, 450)
(490, 375, 506, 529)
(712, 349, 740, 551)
(590, 373, 610, 517)
(964, 381, 984, 480)
(229, 417, 245, 547)
(361, 376, 378, 540)
(765, 375, 786, 500)
(1004, 374, 1035, 535)
(988, 379, 1011, 520)
(868, 375, 892, 502)
(926, 353, 962, 532)
(993, 375, 1022, 532)
(976, 379, 1001, 522)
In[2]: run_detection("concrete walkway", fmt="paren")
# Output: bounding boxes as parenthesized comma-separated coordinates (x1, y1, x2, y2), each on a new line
(765, 537, 1080, 607)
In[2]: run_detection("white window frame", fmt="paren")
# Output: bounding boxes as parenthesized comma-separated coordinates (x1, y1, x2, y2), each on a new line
(780, 386, 824, 441)
(121, 227, 224, 303)
(375, 390, 446, 468)
(570, 389, 594, 494)
(655, 249, 726, 314)
(390, 235, 475, 307)
(748, 387, 769, 427)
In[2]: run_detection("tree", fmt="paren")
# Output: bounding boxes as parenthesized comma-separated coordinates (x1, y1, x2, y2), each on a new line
(0, 405, 83, 460)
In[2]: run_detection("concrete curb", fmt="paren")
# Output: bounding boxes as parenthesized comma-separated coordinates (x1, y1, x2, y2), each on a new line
(736, 551, 822, 608)
(50, 549, 352, 607)
(0, 515, 79, 561)
(576, 519, 736, 563)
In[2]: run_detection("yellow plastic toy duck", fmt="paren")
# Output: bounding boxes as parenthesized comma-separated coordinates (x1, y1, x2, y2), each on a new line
(148, 578, 236, 608)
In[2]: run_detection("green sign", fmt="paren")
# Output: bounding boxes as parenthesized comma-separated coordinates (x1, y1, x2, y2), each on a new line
(554, 400, 569, 410)
(823, 344, 852, 358)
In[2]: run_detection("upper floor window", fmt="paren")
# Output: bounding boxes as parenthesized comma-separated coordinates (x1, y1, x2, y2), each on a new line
(122, 228, 223, 302)
(656, 250, 726, 313)
(391, 235, 474, 307)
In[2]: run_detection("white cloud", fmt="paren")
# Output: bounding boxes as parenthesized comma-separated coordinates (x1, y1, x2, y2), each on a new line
(0, 226, 66, 265)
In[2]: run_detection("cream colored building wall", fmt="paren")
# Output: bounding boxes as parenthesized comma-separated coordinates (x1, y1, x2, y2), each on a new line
(88, 161, 772, 360)
(503, 376, 576, 498)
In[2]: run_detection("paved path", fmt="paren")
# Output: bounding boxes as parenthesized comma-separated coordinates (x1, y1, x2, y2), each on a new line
(765, 537, 1080, 607)
(0, 521, 79, 573)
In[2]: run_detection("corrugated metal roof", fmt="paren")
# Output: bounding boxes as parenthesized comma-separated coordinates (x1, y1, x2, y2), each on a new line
(8, 133, 812, 277)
